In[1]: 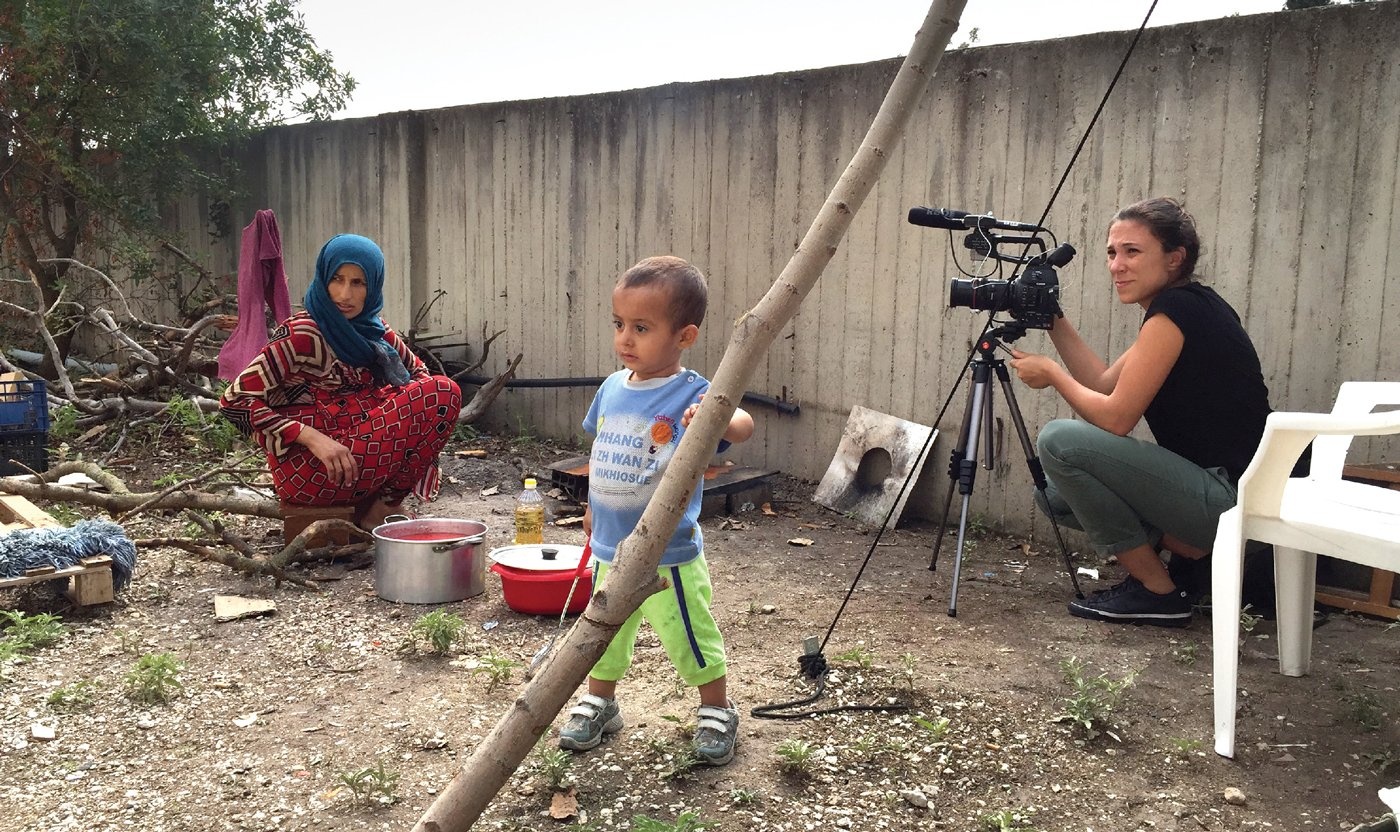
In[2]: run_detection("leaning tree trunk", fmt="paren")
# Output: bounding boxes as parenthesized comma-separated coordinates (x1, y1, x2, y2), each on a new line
(413, 2, 967, 828)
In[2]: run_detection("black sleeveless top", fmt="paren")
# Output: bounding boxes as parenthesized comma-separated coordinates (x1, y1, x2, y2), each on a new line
(1142, 283, 1273, 482)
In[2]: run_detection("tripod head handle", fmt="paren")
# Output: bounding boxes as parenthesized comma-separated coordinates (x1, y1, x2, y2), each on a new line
(986, 321, 1031, 345)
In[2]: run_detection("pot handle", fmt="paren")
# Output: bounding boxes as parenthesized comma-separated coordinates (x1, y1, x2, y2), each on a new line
(431, 533, 486, 552)
(383, 514, 412, 525)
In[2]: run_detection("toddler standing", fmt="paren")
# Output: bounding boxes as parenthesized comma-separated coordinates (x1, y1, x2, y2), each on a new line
(558, 256, 754, 766)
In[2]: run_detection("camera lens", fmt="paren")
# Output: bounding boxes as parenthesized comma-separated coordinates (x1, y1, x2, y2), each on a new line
(948, 278, 976, 309)
(948, 278, 1008, 312)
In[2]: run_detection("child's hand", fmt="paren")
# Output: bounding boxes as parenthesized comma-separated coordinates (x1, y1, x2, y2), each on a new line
(681, 394, 705, 428)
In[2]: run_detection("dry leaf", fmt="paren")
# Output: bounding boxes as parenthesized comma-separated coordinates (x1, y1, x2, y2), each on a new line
(480, 485, 500, 497)
(549, 788, 579, 820)
(760, 502, 777, 517)
(788, 537, 814, 546)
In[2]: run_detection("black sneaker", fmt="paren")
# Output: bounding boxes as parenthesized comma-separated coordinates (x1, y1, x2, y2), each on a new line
(1166, 552, 1211, 605)
(1068, 576, 1192, 627)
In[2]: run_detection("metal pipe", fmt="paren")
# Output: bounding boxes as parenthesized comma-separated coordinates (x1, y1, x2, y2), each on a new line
(453, 374, 799, 415)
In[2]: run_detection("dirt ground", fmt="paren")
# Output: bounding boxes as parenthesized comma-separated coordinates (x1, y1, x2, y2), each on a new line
(1, 432, 1397, 832)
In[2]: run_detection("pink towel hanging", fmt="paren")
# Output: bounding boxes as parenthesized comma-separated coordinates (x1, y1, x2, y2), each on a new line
(217, 209, 292, 381)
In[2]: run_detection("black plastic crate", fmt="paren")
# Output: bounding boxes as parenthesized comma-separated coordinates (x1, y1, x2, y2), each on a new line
(0, 430, 48, 476)
(0, 378, 48, 433)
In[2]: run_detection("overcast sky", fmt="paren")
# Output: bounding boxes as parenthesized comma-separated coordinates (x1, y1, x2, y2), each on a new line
(298, 0, 1286, 120)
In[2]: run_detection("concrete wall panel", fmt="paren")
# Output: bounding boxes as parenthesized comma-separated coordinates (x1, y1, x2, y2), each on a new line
(170, 2, 1399, 535)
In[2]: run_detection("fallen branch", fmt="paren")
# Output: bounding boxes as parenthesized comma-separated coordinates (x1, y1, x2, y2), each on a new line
(0, 297, 85, 406)
(454, 322, 507, 378)
(151, 537, 320, 590)
(459, 352, 523, 424)
(271, 520, 373, 565)
(136, 526, 371, 587)
(169, 314, 232, 376)
(183, 510, 261, 561)
(116, 452, 260, 522)
(157, 240, 215, 285)
(0, 463, 280, 518)
(57, 395, 222, 429)
(133, 537, 225, 549)
(38, 460, 132, 494)
(88, 308, 211, 399)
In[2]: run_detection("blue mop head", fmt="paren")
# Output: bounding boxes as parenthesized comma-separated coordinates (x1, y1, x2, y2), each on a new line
(0, 520, 138, 590)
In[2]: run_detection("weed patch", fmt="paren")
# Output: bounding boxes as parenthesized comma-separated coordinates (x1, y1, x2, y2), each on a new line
(1056, 656, 1136, 741)
(124, 652, 184, 704)
(407, 610, 465, 654)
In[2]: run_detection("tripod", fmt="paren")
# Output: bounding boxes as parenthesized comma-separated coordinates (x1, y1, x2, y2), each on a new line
(928, 322, 1084, 616)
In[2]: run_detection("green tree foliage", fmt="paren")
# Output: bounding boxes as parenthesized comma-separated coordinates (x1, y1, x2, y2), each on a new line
(0, 0, 353, 348)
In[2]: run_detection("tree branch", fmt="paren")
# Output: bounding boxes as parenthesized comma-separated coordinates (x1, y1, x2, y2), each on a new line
(115, 452, 260, 523)
(412, 1, 967, 828)
(0, 298, 83, 403)
(0, 466, 280, 519)
(147, 537, 320, 590)
(458, 352, 523, 425)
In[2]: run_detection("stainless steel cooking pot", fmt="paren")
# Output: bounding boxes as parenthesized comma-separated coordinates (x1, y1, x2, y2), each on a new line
(372, 516, 487, 604)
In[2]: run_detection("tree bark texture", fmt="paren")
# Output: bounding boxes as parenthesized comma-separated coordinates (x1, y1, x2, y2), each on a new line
(411, 1, 968, 829)
(0, 466, 281, 519)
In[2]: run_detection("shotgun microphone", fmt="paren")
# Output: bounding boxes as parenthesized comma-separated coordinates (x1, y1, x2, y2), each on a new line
(907, 207, 1046, 233)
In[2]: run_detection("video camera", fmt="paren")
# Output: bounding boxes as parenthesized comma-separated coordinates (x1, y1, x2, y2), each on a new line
(907, 207, 1075, 331)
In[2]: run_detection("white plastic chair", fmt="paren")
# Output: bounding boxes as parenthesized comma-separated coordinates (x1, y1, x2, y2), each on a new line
(1212, 381, 1400, 758)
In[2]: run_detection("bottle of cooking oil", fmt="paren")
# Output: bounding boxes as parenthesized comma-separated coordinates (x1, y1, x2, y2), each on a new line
(513, 477, 545, 545)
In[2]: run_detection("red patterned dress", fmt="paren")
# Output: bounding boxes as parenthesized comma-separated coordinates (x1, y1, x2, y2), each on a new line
(220, 312, 462, 506)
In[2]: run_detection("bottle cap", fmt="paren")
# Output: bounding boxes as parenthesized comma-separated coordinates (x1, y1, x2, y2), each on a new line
(524, 477, 537, 488)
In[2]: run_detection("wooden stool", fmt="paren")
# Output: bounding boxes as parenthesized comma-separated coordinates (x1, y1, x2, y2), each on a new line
(280, 501, 356, 548)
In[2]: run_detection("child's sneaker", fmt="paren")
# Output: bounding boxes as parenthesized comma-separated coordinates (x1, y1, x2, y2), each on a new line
(558, 694, 623, 751)
(693, 701, 739, 766)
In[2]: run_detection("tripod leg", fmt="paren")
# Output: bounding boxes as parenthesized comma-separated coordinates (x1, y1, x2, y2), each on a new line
(947, 363, 991, 617)
(981, 372, 997, 472)
(994, 364, 1084, 599)
(929, 485, 957, 572)
(930, 372, 980, 572)
(948, 492, 973, 617)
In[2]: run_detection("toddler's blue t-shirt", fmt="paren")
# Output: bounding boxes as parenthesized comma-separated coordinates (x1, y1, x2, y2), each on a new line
(583, 369, 717, 566)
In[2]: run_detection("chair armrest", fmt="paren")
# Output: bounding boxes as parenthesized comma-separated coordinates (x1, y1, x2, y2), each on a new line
(1236, 409, 1400, 518)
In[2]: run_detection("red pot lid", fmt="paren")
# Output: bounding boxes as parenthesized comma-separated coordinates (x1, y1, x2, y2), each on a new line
(488, 544, 587, 572)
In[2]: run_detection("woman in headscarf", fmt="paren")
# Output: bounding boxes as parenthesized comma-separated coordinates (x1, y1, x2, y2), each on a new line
(220, 234, 462, 529)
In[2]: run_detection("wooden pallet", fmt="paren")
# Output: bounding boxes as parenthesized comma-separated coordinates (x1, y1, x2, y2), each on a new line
(1312, 463, 1400, 621)
(0, 493, 59, 532)
(0, 494, 115, 606)
(546, 455, 777, 518)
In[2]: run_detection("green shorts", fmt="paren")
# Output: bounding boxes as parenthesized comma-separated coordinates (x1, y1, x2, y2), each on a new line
(589, 555, 728, 688)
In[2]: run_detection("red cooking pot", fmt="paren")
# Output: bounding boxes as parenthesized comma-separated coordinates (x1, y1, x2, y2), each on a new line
(488, 544, 593, 615)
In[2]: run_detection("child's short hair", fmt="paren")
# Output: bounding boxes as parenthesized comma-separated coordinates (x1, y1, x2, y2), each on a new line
(618, 256, 708, 329)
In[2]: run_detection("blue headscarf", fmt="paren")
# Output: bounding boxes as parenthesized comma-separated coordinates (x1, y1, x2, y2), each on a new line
(304, 234, 410, 386)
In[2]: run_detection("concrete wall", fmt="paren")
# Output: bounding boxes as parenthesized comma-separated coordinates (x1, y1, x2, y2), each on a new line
(184, 1, 1399, 537)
